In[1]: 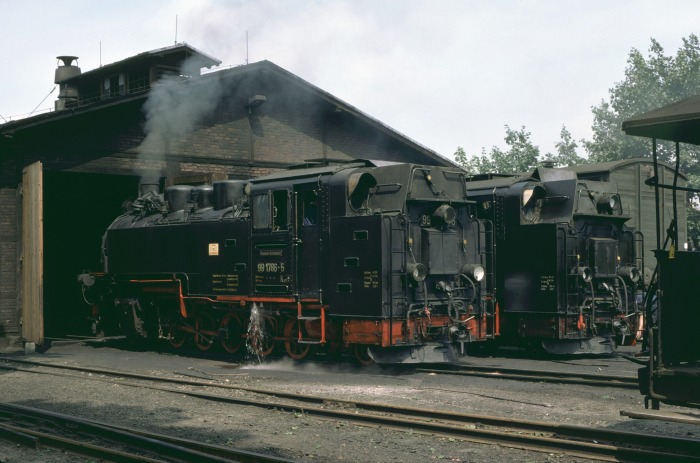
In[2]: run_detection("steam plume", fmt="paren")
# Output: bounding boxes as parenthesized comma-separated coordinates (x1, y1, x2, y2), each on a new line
(137, 56, 223, 186)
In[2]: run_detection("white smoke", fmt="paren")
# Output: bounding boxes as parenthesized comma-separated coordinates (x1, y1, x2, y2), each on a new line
(137, 56, 223, 185)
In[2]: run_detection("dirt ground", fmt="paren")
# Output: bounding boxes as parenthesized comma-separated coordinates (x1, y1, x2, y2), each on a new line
(0, 340, 697, 463)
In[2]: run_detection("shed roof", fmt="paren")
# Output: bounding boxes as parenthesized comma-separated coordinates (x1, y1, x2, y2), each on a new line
(1, 48, 454, 168)
(206, 60, 455, 167)
(74, 43, 222, 80)
(622, 95, 700, 145)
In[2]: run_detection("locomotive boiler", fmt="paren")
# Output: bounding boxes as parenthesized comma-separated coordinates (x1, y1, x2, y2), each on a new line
(464, 166, 643, 354)
(79, 160, 496, 364)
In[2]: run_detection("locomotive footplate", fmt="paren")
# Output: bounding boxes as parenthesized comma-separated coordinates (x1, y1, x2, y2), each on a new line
(541, 335, 615, 355)
(367, 343, 456, 364)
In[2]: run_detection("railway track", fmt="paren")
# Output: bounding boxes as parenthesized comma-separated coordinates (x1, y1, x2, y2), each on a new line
(1, 356, 698, 462)
(417, 364, 640, 389)
(0, 402, 299, 463)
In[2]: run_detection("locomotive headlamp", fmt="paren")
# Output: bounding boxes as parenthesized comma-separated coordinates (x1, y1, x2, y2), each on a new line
(433, 204, 456, 226)
(407, 263, 427, 282)
(617, 266, 641, 283)
(78, 273, 95, 287)
(596, 193, 621, 214)
(521, 184, 545, 222)
(461, 263, 485, 282)
(347, 172, 377, 210)
(576, 266, 593, 283)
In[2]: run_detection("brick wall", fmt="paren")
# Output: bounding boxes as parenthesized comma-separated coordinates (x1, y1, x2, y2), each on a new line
(0, 189, 18, 344)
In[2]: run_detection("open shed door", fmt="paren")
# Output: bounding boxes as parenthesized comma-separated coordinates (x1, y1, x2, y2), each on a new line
(20, 161, 43, 345)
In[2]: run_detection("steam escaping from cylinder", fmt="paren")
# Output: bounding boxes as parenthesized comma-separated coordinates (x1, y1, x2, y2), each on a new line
(246, 303, 268, 363)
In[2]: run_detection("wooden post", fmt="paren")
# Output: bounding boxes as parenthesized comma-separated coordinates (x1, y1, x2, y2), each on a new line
(20, 161, 43, 346)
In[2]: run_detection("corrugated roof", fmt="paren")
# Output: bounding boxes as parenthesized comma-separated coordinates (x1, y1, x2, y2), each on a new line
(622, 95, 700, 145)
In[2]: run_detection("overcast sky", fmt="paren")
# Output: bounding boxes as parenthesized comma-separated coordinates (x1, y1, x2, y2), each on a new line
(2, 0, 699, 163)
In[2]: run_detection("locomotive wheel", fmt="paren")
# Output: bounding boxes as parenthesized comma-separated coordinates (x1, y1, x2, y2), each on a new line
(354, 345, 375, 366)
(247, 317, 276, 357)
(220, 313, 244, 354)
(194, 312, 217, 351)
(283, 318, 313, 360)
(168, 323, 188, 349)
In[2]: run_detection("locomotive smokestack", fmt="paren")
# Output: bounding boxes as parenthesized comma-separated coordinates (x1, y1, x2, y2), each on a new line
(139, 182, 160, 197)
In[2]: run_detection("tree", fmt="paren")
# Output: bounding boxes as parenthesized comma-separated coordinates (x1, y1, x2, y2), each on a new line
(456, 125, 541, 175)
(456, 124, 588, 175)
(585, 34, 700, 246)
(585, 35, 700, 173)
(553, 125, 586, 167)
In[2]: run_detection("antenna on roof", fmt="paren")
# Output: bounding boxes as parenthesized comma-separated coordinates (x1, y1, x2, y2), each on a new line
(246, 31, 249, 64)
(175, 15, 178, 44)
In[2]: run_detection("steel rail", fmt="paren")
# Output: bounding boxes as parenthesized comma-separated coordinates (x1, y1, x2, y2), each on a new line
(417, 365, 639, 389)
(0, 403, 299, 463)
(0, 422, 166, 463)
(1, 359, 698, 462)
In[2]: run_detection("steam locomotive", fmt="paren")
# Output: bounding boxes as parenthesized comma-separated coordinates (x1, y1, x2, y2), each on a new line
(79, 160, 643, 362)
(79, 160, 496, 364)
(465, 166, 643, 354)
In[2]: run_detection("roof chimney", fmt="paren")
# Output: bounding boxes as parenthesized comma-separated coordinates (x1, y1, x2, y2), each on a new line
(54, 56, 81, 110)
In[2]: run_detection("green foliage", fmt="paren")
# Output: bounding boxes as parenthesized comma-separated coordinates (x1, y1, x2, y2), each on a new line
(554, 125, 586, 167)
(585, 35, 700, 245)
(455, 35, 700, 244)
(455, 125, 586, 175)
(586, 34, 700, 173)
(456, 125, 541, 175)
(688, 206, 700, 249)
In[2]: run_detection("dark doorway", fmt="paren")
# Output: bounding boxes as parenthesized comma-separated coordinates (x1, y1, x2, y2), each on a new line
(43, 171, 138, 337)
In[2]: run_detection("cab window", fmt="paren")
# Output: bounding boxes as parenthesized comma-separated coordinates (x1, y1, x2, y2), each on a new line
(272, 190, 289, 231)
(253, 194, 271, 229)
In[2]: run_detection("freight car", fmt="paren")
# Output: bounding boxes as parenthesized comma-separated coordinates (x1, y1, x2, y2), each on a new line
(464, 165, 644, 354)
(79, 160, 496, 364)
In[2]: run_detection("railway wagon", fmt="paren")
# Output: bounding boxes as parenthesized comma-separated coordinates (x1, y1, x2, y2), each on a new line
(79, 160, 496, 364)
(464, 165, 644, 354)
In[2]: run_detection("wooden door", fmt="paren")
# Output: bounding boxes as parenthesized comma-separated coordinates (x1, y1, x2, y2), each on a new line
(20, 161, 43, 345)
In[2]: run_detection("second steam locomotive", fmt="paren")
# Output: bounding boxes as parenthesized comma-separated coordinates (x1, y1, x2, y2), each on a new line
(466, 166, 643, 354)
(80, 160, 643, 363)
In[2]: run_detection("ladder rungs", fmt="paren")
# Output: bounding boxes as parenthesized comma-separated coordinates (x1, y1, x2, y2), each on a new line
(297, 316, 320, 321)
(298, 339, 323, 344)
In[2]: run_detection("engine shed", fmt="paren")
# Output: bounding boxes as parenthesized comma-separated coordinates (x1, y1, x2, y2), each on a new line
(0, 43, 453, 347)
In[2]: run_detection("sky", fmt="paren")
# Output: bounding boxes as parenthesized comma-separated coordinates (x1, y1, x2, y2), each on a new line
(2, 0, 699, 164)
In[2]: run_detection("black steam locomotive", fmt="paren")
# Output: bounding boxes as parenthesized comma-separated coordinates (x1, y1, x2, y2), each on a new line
(79, 160, 496, 364)
(465, 166, 643, 354)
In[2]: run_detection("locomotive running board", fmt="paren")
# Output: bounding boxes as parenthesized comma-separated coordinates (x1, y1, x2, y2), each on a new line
(367, 343, 456, 364)
(541, 335, 615, 355)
